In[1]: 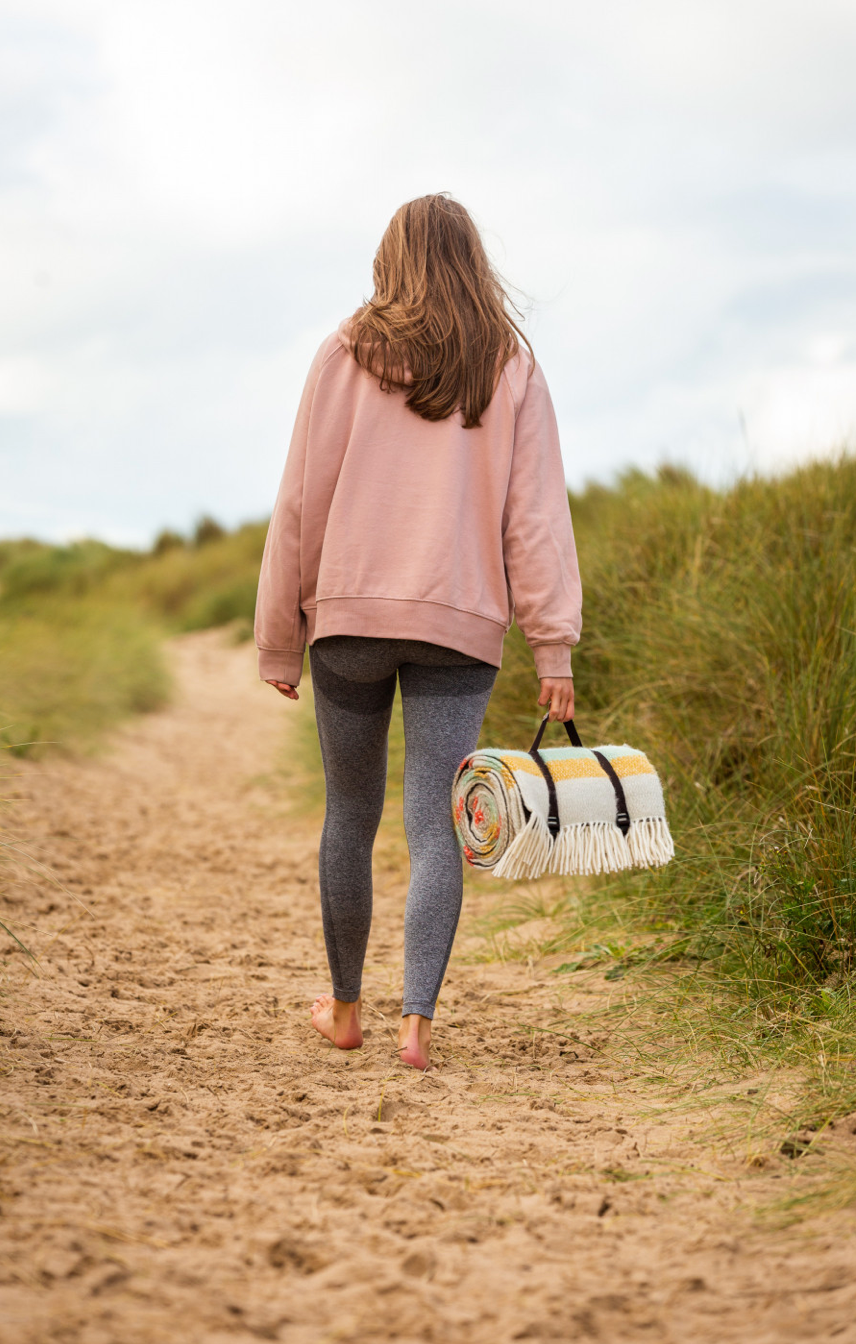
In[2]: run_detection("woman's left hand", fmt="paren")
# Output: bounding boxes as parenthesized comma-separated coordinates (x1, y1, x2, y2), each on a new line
(266, 680, 299, 700)
(538, 676, 574, 722)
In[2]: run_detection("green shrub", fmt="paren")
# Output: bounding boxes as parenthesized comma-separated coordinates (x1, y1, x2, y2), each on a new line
(0, 538, 44, 574)
(179, 578, 260, 632)
(107, 520, 267, 625)
(152, 528, 186, 556)
(193, 514, 226, 547)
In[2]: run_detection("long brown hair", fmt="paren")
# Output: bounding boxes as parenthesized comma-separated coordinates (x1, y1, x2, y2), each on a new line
(348, 193, 533, 429)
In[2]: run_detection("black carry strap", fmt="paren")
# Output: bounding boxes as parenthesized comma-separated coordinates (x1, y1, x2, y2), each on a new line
(529, 715, 584, 752)
(527, 715, 631, 839)
(590, 749, 631, 836)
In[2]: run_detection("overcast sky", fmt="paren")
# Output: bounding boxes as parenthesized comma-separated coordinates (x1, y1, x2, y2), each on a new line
(2, 0, 855, 547)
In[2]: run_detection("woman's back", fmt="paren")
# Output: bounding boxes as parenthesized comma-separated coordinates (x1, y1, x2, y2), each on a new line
(255, 318, 582, 685)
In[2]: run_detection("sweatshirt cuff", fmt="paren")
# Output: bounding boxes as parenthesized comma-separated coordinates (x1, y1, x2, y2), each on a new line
(258, 647, 305, 687)
(532, 643, 573, 679)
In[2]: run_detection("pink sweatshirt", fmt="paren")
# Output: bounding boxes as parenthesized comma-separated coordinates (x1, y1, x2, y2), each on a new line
(254, 320, 582, 686)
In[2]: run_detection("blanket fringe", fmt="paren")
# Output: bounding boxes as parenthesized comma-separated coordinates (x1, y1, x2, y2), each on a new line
(626, 815, 674, 868)
(493, 809, 552, 880)
(546, 816, 674, 876)
(547, 821, 631, 876)
(490, 814, 674, 880)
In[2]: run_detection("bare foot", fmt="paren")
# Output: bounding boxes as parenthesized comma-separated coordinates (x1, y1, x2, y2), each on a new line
(310, 994, 363, 1050)
(398, 1013, 432, 1070)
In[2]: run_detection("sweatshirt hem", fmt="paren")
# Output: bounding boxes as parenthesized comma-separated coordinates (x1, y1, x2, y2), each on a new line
(306, 597, 507, 669)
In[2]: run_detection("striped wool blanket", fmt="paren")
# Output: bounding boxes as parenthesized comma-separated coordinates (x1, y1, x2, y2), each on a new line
(452, 738, 673, 879)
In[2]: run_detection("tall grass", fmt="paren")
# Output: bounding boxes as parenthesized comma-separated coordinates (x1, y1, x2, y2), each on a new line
(489, 458, 856, 1005)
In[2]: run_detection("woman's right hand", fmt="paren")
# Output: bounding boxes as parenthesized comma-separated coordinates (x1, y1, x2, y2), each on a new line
(538, 676, 574, 722)
(266, 680, 299, 700)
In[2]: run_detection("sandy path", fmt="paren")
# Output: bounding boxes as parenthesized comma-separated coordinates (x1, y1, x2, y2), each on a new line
(1, 628, 855, 1344)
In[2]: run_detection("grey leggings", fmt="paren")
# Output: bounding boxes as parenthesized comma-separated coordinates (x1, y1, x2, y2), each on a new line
(308, 635, 498, 1018)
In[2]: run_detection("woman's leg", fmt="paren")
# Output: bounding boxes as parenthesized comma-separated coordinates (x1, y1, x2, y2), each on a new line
(308, 638, 398, 1043)
(398, 655, 497, 1051)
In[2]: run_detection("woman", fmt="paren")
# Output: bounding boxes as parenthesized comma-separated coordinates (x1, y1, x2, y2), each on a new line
(254, 193, 582, 1071)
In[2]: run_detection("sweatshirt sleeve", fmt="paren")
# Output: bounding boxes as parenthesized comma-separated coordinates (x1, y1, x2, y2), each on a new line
(254, 340, 329, 686)
(501, 361, 582, 679)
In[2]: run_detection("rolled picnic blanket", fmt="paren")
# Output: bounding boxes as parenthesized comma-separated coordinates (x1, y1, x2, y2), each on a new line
(452, 716, 674, 879)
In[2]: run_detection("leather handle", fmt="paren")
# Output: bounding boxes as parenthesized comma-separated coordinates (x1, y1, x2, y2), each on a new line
(528, 714, 583, 754)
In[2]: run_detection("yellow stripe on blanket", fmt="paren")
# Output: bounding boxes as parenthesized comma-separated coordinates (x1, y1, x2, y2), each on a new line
(497, 753, 656, 780)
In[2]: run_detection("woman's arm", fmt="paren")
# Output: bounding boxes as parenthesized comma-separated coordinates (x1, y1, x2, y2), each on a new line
(501, 361, 583, 686)
(254, 341, 329, 688)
